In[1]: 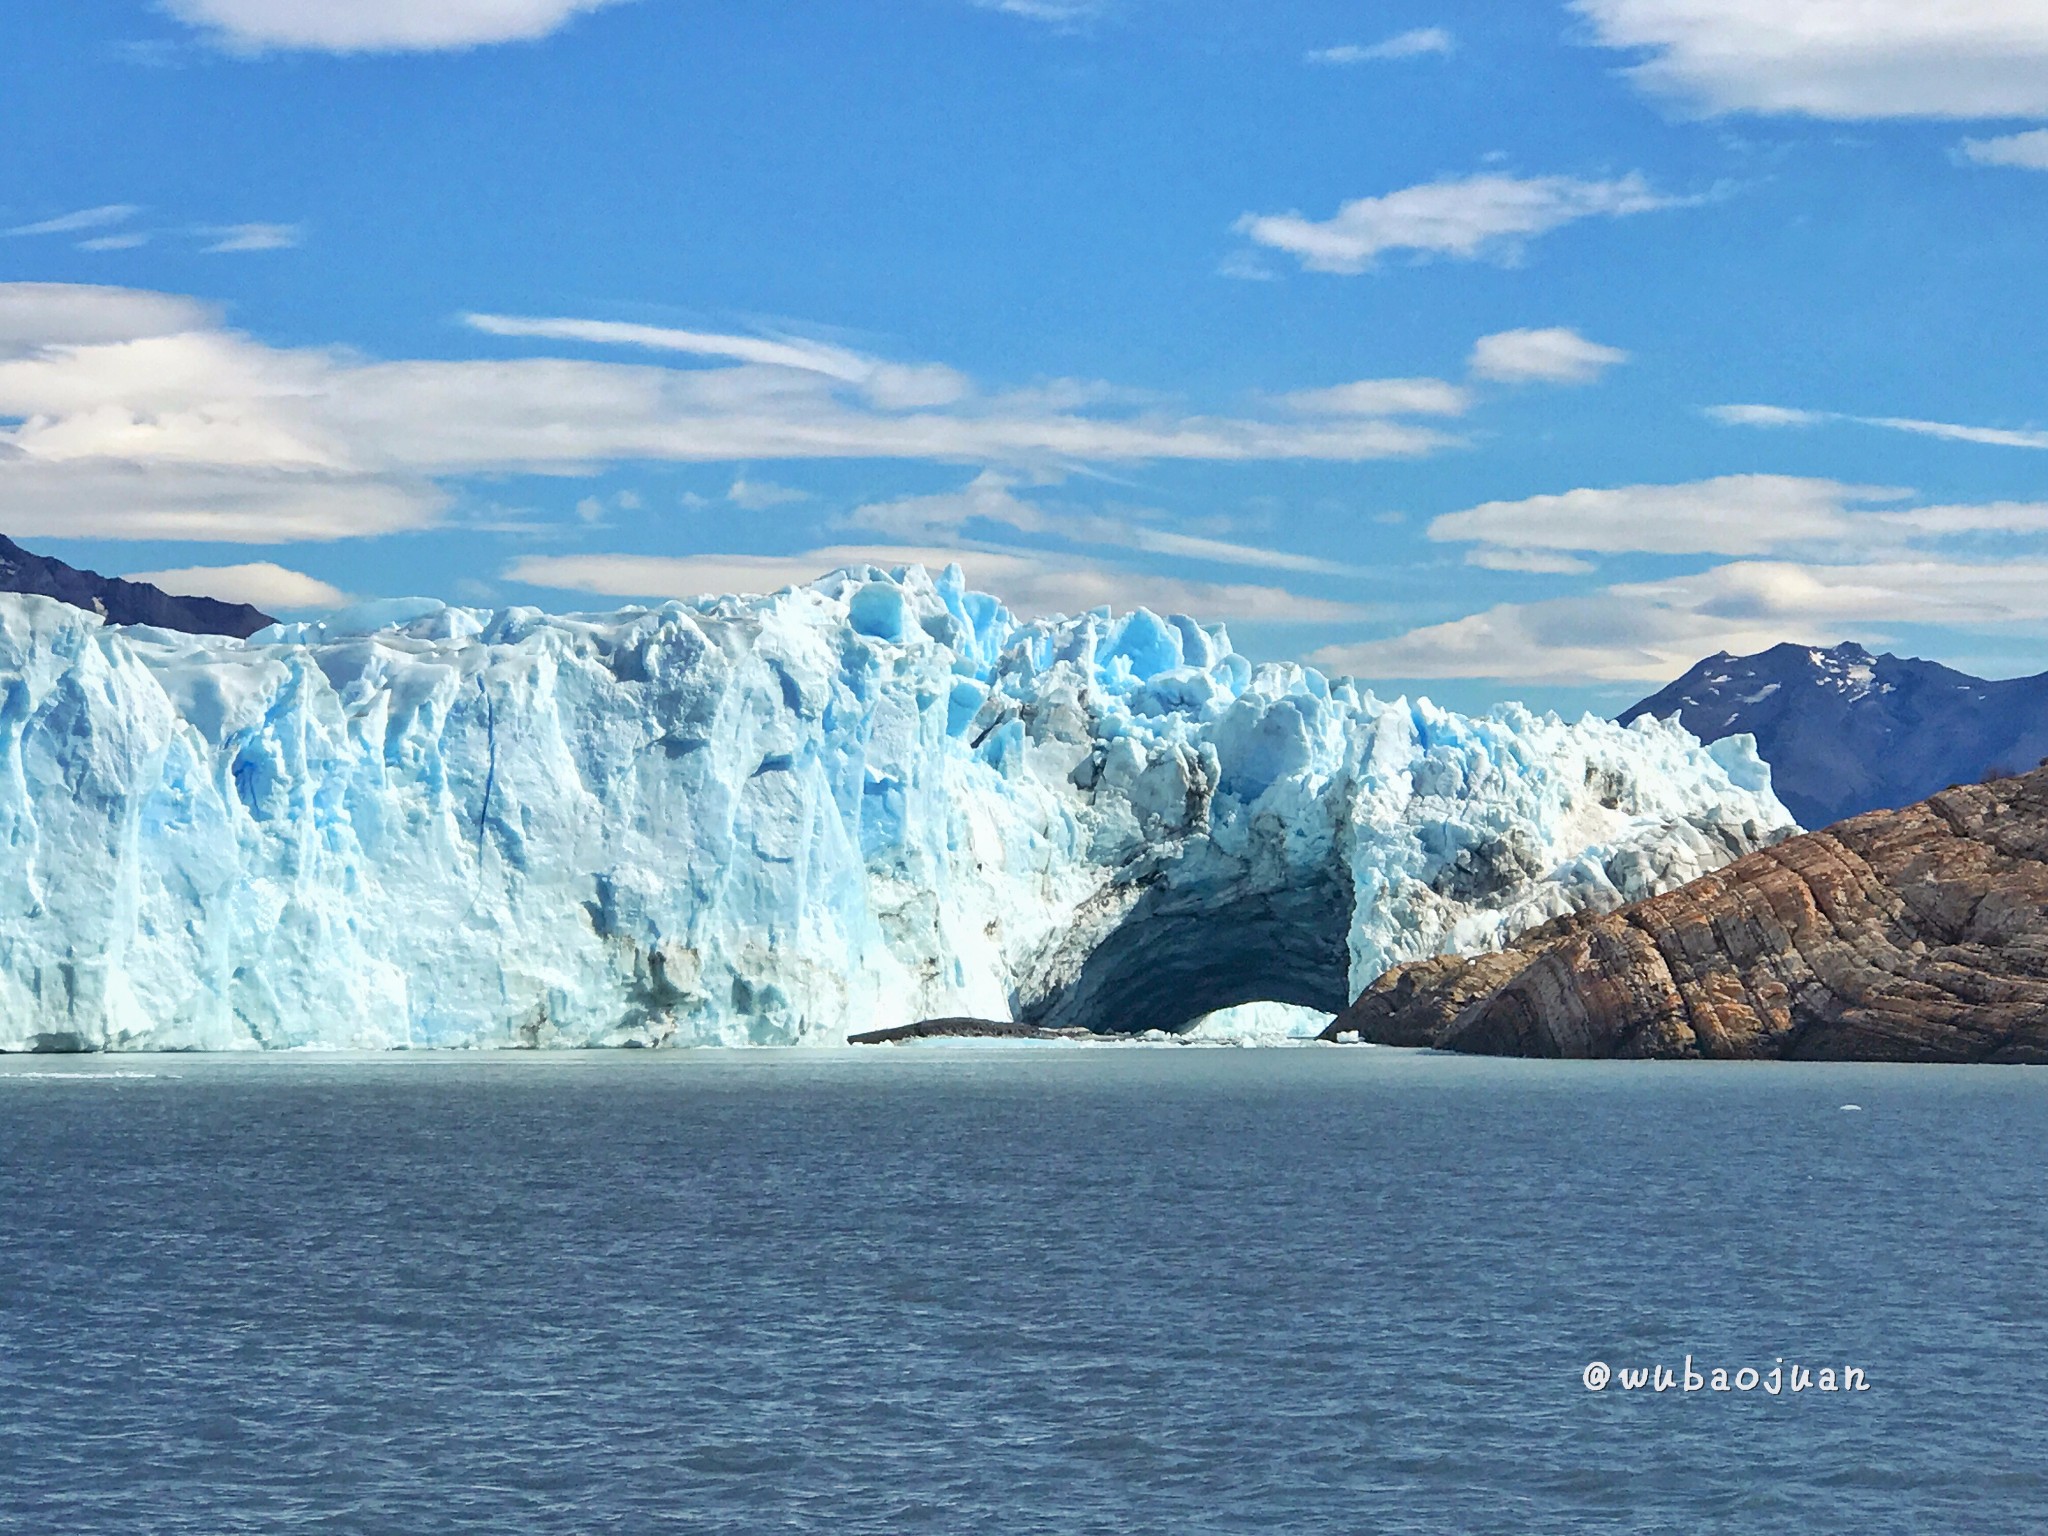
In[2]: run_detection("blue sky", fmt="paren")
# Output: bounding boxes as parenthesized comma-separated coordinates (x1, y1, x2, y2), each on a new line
(5, 1, 2048, 714)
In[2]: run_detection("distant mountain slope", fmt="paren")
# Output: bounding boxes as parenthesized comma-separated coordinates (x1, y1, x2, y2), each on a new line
(1620, 641, 2048, 829)
(0, 534, 274, 638)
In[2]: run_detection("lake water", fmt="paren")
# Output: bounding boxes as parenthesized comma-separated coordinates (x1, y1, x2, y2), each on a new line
(3, 1047, 2043, 1534)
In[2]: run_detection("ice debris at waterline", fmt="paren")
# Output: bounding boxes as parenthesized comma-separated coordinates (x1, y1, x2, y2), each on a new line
(0, 568, 1792, 1051)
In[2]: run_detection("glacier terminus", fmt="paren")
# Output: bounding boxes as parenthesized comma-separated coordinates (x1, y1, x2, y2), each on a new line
(0, 566, 1792, 1051)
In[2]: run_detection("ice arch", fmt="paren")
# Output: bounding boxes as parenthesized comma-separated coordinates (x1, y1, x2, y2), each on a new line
(1013, 853, 1354, 1035)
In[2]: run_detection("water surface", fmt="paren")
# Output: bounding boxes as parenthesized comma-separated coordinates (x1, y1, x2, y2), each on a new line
(3, 1048, 2042, 1533)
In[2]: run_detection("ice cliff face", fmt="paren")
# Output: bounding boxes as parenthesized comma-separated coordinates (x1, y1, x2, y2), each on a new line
(0, 567, 1792, 1051)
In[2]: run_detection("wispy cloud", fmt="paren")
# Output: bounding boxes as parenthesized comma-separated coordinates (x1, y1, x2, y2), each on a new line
(1960, 129, 2048, 170)
(1572, 0, 2048, 120)
(846, 470, 1360, 577)
(1306, 28, 1454, 65)
(1281, 377, 1472, 416)
(967, 0, 1105, 23)
(77, 233, 153, 252)
(5, 204, 142, 238)
(0, 281, 1468, 543)
(4, 207, 297, 255)
(1236, 172, 1682, 274)
(506, 548, 1367, 625)
(1710, 402, 2048, 450)
(727, 476, 812, 510)
(1463, 547, 1596, 575)
(165, 0, 638, 54)
(1315, 555, 2048, 685)
(1705, 403, 1824, 429)
(466, 312, 972, 407)
(1312, 474, 2048, 683)
(1426, 476, 1917, 558)
(1215, 249, 1278, 283)
(199, 222, 301, 252)
(1468, 327, 1629, 384)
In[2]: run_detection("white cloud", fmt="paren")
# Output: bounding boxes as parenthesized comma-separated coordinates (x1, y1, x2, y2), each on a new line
(846, 472, 1051, 540)
(1315, 554, 2048, 685)
(1961, 129, 2048, 169)
(1215, 249, 1278, 282)
(727, 476, 811, 510)
(968, 0, 1104, 23)
(1711, 402, 2048, 450)
(0, 282, 1465, 543)
(5, 205, 142, 238)
(1426, 475, 1912, 557)
(1432, 474, 2048, 563)
(1307, 28, 1454, 64)
(1316, 477, 2048, 684)
(471, 313, 875, 384)
(847, 470, 1359, 576)
(1281, 376, 1471, 416)
(78, 233, 153, 252)
(1113, 527, 1358, 576)
(506, 548, 1367, 625)
(1705, 402, 1825, 428)
(1314, 597, 1737, 685)
(1468, 326, 1628, 384)
(127, 561, 347, 611)
(1856, 416, 2048, 450)
(0, 284, 216, 350)
(165, 0, 637, 53)
(0, 461, 445, 543)
(1237, 172, 1679, 274)
(200, 223, 301, 253)
(1464, 547, 1596, 575)
(1572, 0, 2048, 120)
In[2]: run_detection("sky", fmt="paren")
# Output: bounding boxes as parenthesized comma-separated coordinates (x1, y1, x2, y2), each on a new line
(5, 1, 2048, 715)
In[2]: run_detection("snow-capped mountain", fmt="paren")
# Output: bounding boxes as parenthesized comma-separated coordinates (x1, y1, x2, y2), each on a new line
(1620, 642, 2048, 830)
(0, 567, 1790, 1051)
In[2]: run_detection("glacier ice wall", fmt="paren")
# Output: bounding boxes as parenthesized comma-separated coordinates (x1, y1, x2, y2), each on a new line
(0, 567, 1792, 1050)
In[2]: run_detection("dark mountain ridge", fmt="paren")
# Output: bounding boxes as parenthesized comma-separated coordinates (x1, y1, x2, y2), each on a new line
(1620, 640, 2048, 829)
(0, 534, 274, 638)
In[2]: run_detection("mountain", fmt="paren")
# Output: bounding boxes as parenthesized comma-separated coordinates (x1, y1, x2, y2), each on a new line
(0, 569, 1789, 1051)
(1323, 765, 2048, 1064)
(1619, 641, 2048, 830)
(0, 534, 274, 638)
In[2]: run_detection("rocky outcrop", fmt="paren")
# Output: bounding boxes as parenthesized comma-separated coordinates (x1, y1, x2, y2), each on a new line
(0, 534, 274, 638)
(1324, 768, 2048, 1063)
(848, 1017, 1088, 1044)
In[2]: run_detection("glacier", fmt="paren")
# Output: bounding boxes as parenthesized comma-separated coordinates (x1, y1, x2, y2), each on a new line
(0, 566, 1792, 1051)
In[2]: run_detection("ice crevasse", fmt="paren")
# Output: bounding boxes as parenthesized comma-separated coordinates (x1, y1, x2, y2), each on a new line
(0, 566, 1792, 1050)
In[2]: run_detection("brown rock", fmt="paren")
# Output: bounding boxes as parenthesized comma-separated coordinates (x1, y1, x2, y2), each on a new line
(1323, 768, 2048, 1062)
(1323, 909, 1603, 1047)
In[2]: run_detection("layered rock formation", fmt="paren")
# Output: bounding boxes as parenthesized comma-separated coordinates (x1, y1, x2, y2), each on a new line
(1325, 768, 2048, 1063)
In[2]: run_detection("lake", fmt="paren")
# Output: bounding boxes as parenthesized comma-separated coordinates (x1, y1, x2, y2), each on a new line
(3, 1047, 2042, 1534)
